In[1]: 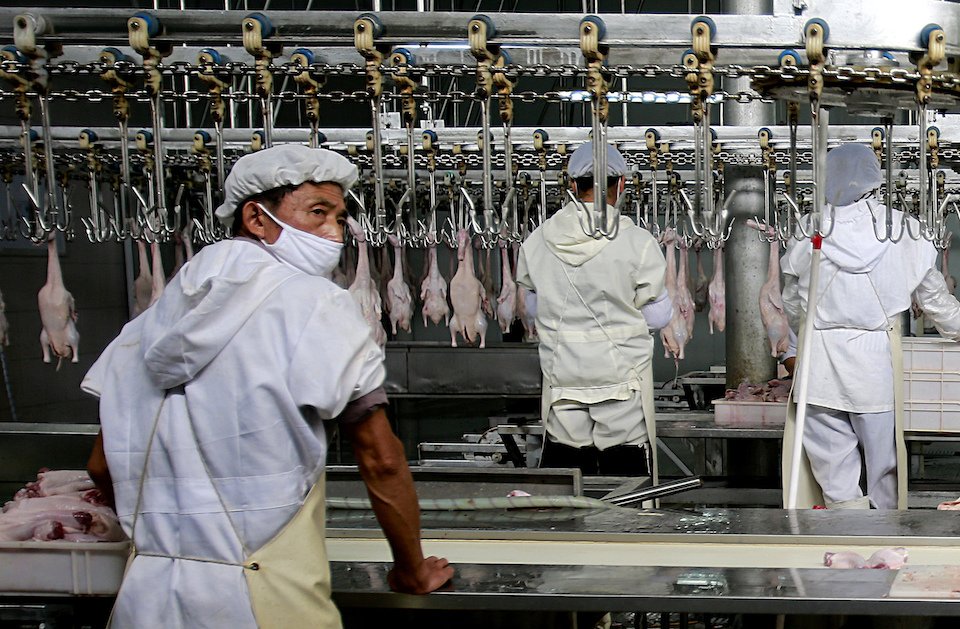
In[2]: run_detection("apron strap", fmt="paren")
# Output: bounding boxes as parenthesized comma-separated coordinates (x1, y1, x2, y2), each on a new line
(129, 391, 171, 547)
(553, 259, 647, 388)
(127, 385, 254, 564)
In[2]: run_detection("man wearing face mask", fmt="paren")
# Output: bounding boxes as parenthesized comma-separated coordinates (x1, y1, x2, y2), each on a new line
(83, 145, 453, 629)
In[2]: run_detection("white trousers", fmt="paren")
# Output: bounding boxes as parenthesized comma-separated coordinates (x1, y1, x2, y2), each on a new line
(545, 391, 647, 451)
(802, 404, 898, 509)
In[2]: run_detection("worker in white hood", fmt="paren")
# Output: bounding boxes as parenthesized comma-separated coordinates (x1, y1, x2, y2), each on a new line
(516, 142, 672, 477)
(781, 143, 960, 510)
(83, 144, 452, 628)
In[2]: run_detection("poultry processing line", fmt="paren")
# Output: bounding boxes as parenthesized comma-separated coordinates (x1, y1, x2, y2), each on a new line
(1, 5, 960, 414)
(8, 3, 960, 622)
(1, 0, 960, 464)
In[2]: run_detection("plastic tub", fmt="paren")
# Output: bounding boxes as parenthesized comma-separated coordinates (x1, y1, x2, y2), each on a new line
(0, 540, 130, 595)
(713, 400, 788, 427)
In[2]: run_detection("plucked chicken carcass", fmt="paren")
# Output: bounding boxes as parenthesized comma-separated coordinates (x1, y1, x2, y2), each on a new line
(496, 241, 517, 333)
(867, 547, 908, 569)
(513, 243, 538, 341)
(748, 221, 791, 357)
(0, 470, 124, 542)
(708, 246, 726, 334)
(823, 551, 867, 569)
(823, 547, 908, 570)
(676, 240, 696, 338)
(346, 217, 387, 346)
(385, 235, 413, 335)
(693, 243, 709, 313)
(38, 234, 79, 367)
(132, 240, 153, 317)
(420, 236, 450, 327)
(12, 469, 94, 501)
(0, 495, 124, 542)
(659, 229, 688, 361)
(449, 229, 488, 348)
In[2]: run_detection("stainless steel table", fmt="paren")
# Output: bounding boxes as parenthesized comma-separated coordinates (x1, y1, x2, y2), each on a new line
(328, 508, 960, 616)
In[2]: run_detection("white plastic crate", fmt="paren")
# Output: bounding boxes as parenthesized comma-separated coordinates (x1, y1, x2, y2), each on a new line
(713, 400, 787, 427)
(0, 540, 130, 595)
(903, 338, 960, 432)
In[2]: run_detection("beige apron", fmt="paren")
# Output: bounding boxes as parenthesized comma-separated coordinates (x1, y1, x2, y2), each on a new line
(114, 390, 342, 629)
(544, 262, 660, 485)
(781, 322, 908, 510)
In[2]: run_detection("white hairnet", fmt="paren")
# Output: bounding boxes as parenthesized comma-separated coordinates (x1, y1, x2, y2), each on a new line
(215, 144, 358, 228)
(567, 142, 628, 179)
(825, 143, 883, 207)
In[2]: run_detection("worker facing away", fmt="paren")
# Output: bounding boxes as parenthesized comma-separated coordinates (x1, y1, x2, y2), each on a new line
(516, 142, 673, 478)
(84, 144, 452, 629)
(781, 143, 960, 510)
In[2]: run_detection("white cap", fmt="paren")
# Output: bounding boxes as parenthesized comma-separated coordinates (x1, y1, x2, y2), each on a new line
(567, 141, 628, 179)
(825, 143, 884, 207)
(215, 144, 358, 228)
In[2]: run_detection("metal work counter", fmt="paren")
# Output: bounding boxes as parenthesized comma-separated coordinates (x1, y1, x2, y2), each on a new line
(328, 508, 960, 616)
(331, 562, 940, 616)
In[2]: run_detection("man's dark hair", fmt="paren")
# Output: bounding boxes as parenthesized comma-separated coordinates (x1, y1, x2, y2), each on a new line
(231, 183, 301, 236)
(574, 175, 621, 197)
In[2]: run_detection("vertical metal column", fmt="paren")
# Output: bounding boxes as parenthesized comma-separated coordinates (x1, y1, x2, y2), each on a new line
(724, 165, 775, 386)
(722, 0, 779, 483)
(723, 0, 776, 387)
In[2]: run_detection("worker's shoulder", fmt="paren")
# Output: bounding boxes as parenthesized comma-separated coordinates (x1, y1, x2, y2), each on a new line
(616, 221, 660, 247)
(518, 227, 546, 251)
(274, 271, 349, 300)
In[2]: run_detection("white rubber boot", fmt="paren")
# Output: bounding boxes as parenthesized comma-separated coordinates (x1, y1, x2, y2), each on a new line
(827, 495, 871, 509)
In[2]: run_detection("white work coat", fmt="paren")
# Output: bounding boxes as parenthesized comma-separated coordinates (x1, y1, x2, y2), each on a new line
(82, 238, 384, 628)
(516, 201, 667, 407)
(781, 199, 960, 412)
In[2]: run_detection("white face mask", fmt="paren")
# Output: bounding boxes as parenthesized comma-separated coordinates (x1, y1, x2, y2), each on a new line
(257, 203, 343, 278)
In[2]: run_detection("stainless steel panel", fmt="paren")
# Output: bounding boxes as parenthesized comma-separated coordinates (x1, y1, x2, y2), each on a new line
(331, 561, 947, 616)
(328, 506, 960, 544)
(383, 347, 408, 394)
(325, 465, 581, 500)
(405, 346, 541, 396)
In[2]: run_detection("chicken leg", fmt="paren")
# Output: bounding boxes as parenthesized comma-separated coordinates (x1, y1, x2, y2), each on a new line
(148, 241, 165, 307)
(708, 246, 726, 334)
(496, 242, 517, 333)
(132, 240, 152, 318)
(676, 240, 696, 338)
(694, 243, 709, 313)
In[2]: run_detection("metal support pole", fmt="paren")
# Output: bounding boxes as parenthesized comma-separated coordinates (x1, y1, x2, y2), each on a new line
(724, 165, 776, 386)
(723, 0, 776, 387)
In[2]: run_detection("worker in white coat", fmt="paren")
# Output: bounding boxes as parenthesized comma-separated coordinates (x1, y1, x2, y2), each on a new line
(516, 142, 672, 477)
(781, 143, 960, 509)
(84, 144, 452, 628)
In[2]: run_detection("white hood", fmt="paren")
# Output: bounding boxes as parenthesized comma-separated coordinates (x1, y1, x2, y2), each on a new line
(818, 199, 891, 273)
(541, 201, 633, 266)
(140, 238, 298, 389)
